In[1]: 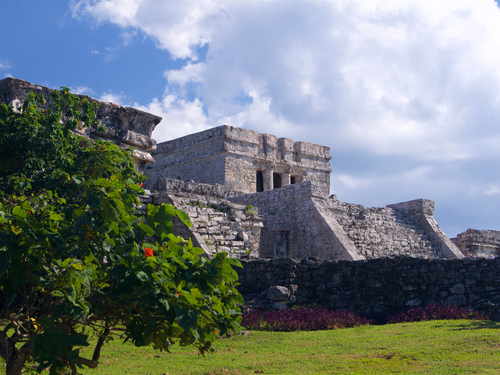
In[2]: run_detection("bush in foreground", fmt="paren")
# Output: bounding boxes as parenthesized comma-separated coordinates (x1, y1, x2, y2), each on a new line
(387, 303, 490, 323)
(242, 306, 371, 332)
(0, 90, 243, 375)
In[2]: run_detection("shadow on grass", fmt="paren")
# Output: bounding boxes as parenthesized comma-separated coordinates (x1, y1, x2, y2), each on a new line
(446, 320, 500, 331)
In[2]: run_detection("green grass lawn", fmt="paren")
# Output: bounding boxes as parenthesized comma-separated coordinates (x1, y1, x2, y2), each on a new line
(9, 320, 500, 375)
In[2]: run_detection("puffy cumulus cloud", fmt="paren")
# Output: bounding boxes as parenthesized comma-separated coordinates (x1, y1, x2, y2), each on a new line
(73, 0, 500, 234)
(71, 0, 227, 60)
(133, 92, 211, 141)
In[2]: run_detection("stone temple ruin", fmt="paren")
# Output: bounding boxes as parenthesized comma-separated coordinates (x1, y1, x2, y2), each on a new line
(1, 77, 498, 262)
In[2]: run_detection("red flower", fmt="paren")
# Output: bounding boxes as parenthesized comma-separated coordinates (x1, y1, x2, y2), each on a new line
(177, 292, 181, 296)
(144, 247, 154, 258)
(139, 183, 143, 187)
(28, 211, 31, 214)
(215, 330, 218, 334)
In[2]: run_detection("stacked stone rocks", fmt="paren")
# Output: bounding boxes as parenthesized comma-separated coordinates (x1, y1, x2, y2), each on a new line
(142, 179, 263, 258)
(452, 229, 500, 258)
(237, 257, 500, 318)
(330, 201, 434, 259)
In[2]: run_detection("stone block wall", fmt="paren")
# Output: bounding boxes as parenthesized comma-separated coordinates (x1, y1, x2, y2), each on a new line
(142, 179, 263, 258)
(452, 229, 500, 258)
(329, 198, 463, 260)
(230, 183, 462, 261)
(144, 125, 332, 196)
(229, 181, 363, 260)
(237, 257, 500, 317)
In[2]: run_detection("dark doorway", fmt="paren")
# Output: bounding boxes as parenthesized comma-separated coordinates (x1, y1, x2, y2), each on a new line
(273, 172, 281, 189)
(290, 176, 296, 184)
(256, 170, 264, 192)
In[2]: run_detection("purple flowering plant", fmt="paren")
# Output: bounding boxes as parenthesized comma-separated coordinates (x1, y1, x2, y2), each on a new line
(387, 303, 490, 324)
(242, 305, 371, 332)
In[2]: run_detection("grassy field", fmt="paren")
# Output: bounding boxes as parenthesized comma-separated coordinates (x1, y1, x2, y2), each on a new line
(9, 319, 500, 374)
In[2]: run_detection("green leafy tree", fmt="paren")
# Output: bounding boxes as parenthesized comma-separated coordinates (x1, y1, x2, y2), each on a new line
(0, 90, 243, 375)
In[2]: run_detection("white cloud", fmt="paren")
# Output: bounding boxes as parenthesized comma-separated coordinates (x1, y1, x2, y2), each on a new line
(164, 62, 205, 86)
(71, 0, 500, 156)
(73, 0, 500, 235)
(71, 86, 94, 95)
(99, 91, 127, 105)
(0, 61, 10, 70)
(71, 0, 227, 60)
(135, 95, 210, 141)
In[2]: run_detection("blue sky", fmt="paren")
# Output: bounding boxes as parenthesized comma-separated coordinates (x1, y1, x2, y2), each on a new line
(2, 0, 500, 238)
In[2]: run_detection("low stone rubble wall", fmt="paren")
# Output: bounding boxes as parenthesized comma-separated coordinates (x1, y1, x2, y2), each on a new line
(237, 257, 500, 318)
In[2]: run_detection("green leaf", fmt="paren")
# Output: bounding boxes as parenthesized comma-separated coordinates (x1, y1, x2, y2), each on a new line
(49, 212, 63, 221)
(0, 251, 9, 273)
(64, 285, 77, 303)
(109, 221, 119, 235)
(179, 290, 197, 305)
(67, 334, 89, 347)
(176, 210, 191, 227)
(12, 206, 27, 219)
(136, 271, 149, 282)
(109, 254, 123, 263)
(94, 178, 112, 188)
(10, 261, 25, 285)
(176, 308, 198, 332)
(139, 223, 155, 236)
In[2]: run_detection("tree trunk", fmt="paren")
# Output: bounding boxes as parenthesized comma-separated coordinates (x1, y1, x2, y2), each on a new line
(4, 347, 30, 375)
(0, 334, 31, 375)
(6, 359, 25, 375)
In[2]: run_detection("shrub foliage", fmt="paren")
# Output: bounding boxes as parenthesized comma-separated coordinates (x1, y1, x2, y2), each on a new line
(0, 90, 242, 375)
(387, 303, 490, 324)
(242, 306, 371, 332)
(242, 303, 490, 332)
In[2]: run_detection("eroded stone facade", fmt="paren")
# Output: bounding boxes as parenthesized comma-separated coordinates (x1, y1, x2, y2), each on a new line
(139, 179, 263, 258)
(0, 77, 160, 172)
(452, 229, 500, 258)
(144, 125, 332, 197)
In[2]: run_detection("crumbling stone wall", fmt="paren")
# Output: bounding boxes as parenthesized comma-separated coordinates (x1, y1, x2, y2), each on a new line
(230, 182, 462, 261)
(229, 181, 363, 260)
(452, 229, 500, 258)
(329, 198, 463, 260)
(237, 257, 500, 317)
(141, 179, 263, 258)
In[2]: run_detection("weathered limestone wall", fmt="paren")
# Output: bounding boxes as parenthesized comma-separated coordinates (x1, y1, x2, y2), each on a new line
(0, 77, 161, 172)
(229, 183, 462, 261)
(142, 179, 263, 258)
(329, 198, 463, 260)
(237, 257, 500, 317)
(144, 125, 332, 196)
(229, 182, 364, 261)
(452, 229, 500, 258)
